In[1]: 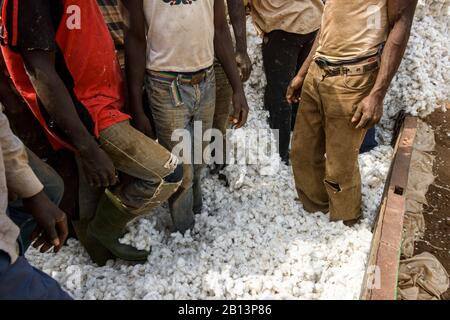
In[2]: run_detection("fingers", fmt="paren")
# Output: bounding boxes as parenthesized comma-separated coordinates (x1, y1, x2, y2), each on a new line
(85, 173, 95, 187)
(54, 219, 69, 253)
(101, 169, 117, 187)
(229, 109, 240, 127)
(87, 170, 116, 188)
(236, 105, 249, 129)
(286, 77, 303, 105)
(351, 104, 364, 124)
(39, 242, 54, 253)
(98, 173, 110, 188)
(42, 221, 60, 248)
(32, 235, 45, 249)
(356, 113, 371, 129)
(30, 225, 42, 243)
(32, 234, 51, 252)
(286, 86, 299, 105)
(108, 171, 118, 187)
(241, 64, 252, 82)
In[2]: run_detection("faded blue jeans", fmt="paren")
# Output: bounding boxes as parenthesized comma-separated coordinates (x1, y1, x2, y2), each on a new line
(145, 67, 216, 232)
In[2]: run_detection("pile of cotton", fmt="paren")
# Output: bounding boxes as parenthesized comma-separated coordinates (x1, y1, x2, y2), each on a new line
(26, 2, 448, 300)
(378, 0, 449, 143)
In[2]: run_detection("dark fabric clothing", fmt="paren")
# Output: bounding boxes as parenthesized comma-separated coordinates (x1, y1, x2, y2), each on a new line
(4, 0, 61, 52)
(0, 251, 72, 300)
(360, 127, 378, 153)
(262, 30, 317, 164)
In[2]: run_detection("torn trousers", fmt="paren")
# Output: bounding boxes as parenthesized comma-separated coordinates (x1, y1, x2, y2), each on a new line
(291, 62, 378, 221)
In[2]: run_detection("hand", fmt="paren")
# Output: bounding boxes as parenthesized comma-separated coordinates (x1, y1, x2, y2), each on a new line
(132, 114, 156, 139)
(351, 94, 384, 129)
(286, 73, 306, 105)
(229, 89, 249, 129)
(79, 143, 117, 188)
(23, 191, 68, 253)
(235, 51, 252, 83)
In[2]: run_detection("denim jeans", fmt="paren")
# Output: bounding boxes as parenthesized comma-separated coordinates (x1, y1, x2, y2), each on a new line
(8, 149, 64, 252)
(360, 127, 378, 153)
(0, 251, 72, 300)
(145, 67, 216, 232)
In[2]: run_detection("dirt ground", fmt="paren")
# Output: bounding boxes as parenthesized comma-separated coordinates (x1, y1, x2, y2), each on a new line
(415, 105, 450, 299)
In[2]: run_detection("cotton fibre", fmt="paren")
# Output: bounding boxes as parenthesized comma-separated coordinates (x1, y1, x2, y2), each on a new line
(26, 1, 450, 300)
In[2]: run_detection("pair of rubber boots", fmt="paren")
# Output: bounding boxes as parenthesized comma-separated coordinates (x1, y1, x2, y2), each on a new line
(79, 189, 150, 266)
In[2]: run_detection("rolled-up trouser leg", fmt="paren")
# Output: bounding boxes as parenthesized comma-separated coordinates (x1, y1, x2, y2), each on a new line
(85, 121, 182, 263)
(98, 120, 182, 213)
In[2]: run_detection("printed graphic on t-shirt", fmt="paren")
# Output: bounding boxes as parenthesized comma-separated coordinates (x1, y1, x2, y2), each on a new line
(163, 0, 197, 5)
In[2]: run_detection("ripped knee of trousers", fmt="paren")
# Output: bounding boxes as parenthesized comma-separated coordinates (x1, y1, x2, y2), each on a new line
(164, 163, 183, 184)
(324, 180, 342, 193)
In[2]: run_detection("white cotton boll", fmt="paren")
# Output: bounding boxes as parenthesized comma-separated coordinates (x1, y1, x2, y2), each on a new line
(24, 7, 449, 300)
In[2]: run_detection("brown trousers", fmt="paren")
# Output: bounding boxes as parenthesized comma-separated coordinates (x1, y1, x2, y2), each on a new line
(291, 62, 378, 221)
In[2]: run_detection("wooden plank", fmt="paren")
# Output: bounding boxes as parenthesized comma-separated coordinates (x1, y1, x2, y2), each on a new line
(361, 116, 418, 300)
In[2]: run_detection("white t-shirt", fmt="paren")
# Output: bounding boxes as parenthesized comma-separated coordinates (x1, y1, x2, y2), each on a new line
(144, 0, 215, 72)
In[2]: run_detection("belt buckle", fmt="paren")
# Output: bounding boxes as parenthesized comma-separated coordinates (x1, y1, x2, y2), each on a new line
(315, 58, 328, 69)
(190, 72, 204, 85)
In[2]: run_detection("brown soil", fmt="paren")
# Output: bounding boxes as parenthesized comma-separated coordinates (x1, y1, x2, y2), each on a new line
(414, 105, 450, 299)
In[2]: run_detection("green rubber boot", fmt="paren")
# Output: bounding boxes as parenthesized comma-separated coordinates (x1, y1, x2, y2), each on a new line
(87, 189, 150, 262)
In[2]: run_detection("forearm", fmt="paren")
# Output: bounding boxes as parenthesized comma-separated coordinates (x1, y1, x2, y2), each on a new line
(125, 36, 147, 117)
(27, 69, 97, 152)
(226, 0, 247, 53)
(371, 0, 417, 100)
(370, 22, 413, 100)
(122, 0, 147, 118)
(297, 29, 321, 78)
(215, 18, 244, 93)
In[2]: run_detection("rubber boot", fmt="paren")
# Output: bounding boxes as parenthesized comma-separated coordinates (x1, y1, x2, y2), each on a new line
(87, 189, 150, 262)
(72, 219, 114, 266)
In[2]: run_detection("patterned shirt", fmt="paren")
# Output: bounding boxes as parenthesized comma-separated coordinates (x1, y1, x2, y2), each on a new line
(97, 0, 125, 69)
